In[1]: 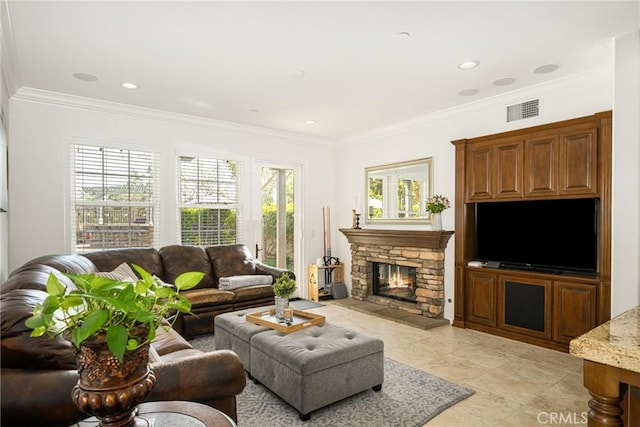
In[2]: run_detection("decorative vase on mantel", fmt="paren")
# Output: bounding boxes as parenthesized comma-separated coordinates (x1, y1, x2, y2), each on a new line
(71, 327, 156, 427)
(274, 296, 289, 321)
(432, 212, 443, 231)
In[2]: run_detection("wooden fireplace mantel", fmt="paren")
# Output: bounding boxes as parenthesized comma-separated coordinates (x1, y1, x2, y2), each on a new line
(339, 228, 454, 250)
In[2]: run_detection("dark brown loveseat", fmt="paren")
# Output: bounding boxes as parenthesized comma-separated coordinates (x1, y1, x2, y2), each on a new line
(0, 243, 294, 426)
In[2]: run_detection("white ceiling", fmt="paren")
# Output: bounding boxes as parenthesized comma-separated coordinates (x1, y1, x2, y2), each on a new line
(5, 1, 639, 139)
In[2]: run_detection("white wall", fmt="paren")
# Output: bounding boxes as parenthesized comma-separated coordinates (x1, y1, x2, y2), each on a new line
(8, 91, 337, 286)
(612, 30, 640, 316)
(0, 81, 8, 284)
(335, 66, 617, 322)
(0, 0, 14, 283)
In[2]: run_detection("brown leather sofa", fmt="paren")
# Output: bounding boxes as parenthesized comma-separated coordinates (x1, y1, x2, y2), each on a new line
(0, 243, 294, 426)
(4, 243, 294, 339)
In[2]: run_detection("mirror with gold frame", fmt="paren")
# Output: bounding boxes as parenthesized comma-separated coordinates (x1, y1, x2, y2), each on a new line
(365, 157, 433, 224)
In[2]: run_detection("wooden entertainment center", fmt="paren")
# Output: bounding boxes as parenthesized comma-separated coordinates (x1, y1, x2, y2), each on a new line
(451, 111, 612, 352)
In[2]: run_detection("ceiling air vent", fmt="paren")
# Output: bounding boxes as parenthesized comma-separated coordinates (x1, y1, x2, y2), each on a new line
(506, 99, 539, 122)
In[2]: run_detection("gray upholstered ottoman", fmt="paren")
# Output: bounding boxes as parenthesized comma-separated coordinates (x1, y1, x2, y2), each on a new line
(250, 322, 384, 420)
(214, 308, 270, 374)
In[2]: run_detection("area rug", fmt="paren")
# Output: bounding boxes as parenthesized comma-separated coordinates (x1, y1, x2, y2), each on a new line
(289, 298, 324, 310)
(190, 337, 474, 427)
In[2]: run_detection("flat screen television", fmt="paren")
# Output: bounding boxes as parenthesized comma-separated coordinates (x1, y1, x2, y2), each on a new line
(475, 198, 598, 275)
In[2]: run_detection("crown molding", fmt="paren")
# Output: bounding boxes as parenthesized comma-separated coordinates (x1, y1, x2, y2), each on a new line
(340, 66, 610, 143)
(12, 87, 335, 146)
(10, 66, 610, 146)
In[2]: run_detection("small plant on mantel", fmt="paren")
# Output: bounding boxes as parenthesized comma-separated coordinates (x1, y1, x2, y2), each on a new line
(25, 265, 204, 363)
(426, 194, 451, 214)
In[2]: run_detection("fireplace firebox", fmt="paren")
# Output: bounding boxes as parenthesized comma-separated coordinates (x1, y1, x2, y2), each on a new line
(372, 262, 417, 303)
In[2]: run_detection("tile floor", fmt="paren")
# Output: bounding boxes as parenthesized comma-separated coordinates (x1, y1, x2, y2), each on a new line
(310, 299, 590, 427)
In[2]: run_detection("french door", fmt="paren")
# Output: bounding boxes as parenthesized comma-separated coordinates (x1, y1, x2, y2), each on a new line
(256, 162, 302, 295)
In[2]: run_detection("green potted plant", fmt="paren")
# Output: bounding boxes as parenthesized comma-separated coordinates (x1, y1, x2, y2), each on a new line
(25, 264, 204, 425)
(273, 273, 297, 299)
(26, 264, 203, 362)
(273, 273, 296, 320)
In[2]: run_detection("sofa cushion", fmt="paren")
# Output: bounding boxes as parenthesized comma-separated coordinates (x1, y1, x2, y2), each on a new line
(231, 284, 275, 303)
(0, 289, 76, 370)
(219, 275, 272, 290)
(158, 245, 215, 289)
(181, 288, 235, 309)
(206, 244, 257, 283)
(150, 322, 194, 356)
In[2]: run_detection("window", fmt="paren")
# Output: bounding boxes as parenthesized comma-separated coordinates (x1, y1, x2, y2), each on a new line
(71, 144, 160, 253)
(178, 156, 243, 246)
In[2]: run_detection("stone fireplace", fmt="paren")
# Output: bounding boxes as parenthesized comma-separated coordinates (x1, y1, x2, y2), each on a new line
(340, 229, 454, 318)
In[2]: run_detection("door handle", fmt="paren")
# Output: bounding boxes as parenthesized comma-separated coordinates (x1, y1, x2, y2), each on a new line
(255, 244, 263, 259)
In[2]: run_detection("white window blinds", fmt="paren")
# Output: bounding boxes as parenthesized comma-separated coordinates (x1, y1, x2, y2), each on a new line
(71, 144, 160, 253)
(178, 156, 243, 246)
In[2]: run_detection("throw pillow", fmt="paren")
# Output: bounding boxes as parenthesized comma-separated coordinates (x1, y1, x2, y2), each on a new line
(95, 262, 138, 281)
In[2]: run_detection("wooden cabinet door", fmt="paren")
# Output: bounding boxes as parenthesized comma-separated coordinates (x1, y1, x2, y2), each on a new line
(559, 127, 598, 195)
(525, 134, 558, 197)
(553, 281, 596, 344)
(467, 139, 523, 201)
(498, 275, 552, 340)
(494, 140, 524, 199)
(466, 144, 493, 201)
(466, 271, 497, 326)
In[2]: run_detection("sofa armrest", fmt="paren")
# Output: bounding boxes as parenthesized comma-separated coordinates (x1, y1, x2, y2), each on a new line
(0, 368, 84, 427)
(0, 350, 246, 427)
(255, 262, 295, 280)
(149, 349, 246, 406)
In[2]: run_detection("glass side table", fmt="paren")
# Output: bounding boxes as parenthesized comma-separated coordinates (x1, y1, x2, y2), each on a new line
(71, 401, 237, 427)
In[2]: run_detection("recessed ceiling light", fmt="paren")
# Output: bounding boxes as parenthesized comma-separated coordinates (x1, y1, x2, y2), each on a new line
(457, 60, 479, 70)
(305, 120, 317, 125)
(397, 32, 410, 39)
(121, 82, 138, 89)
(289, 69, 306, 78)
(73, 72, 98, 82)
(493, 77, 516, 86)
(533, 64, 560, 74)
(458, 88, 479, 96)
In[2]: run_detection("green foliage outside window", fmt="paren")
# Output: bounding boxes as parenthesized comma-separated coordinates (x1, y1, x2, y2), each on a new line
(261, 202, 294, 270)
(368, 177, 422, 218)
(368, 178, 383, 219)
(180, 208, 237, 246)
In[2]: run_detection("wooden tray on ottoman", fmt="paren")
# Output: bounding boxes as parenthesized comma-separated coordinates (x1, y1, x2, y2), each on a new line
(246, 308, 325, 333)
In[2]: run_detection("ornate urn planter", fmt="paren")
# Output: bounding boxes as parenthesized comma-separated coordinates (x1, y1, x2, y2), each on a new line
(71, 328, 156, 427)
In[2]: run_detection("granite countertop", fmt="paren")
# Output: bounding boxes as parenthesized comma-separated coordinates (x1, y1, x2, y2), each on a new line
(569, 305, 640, 372)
